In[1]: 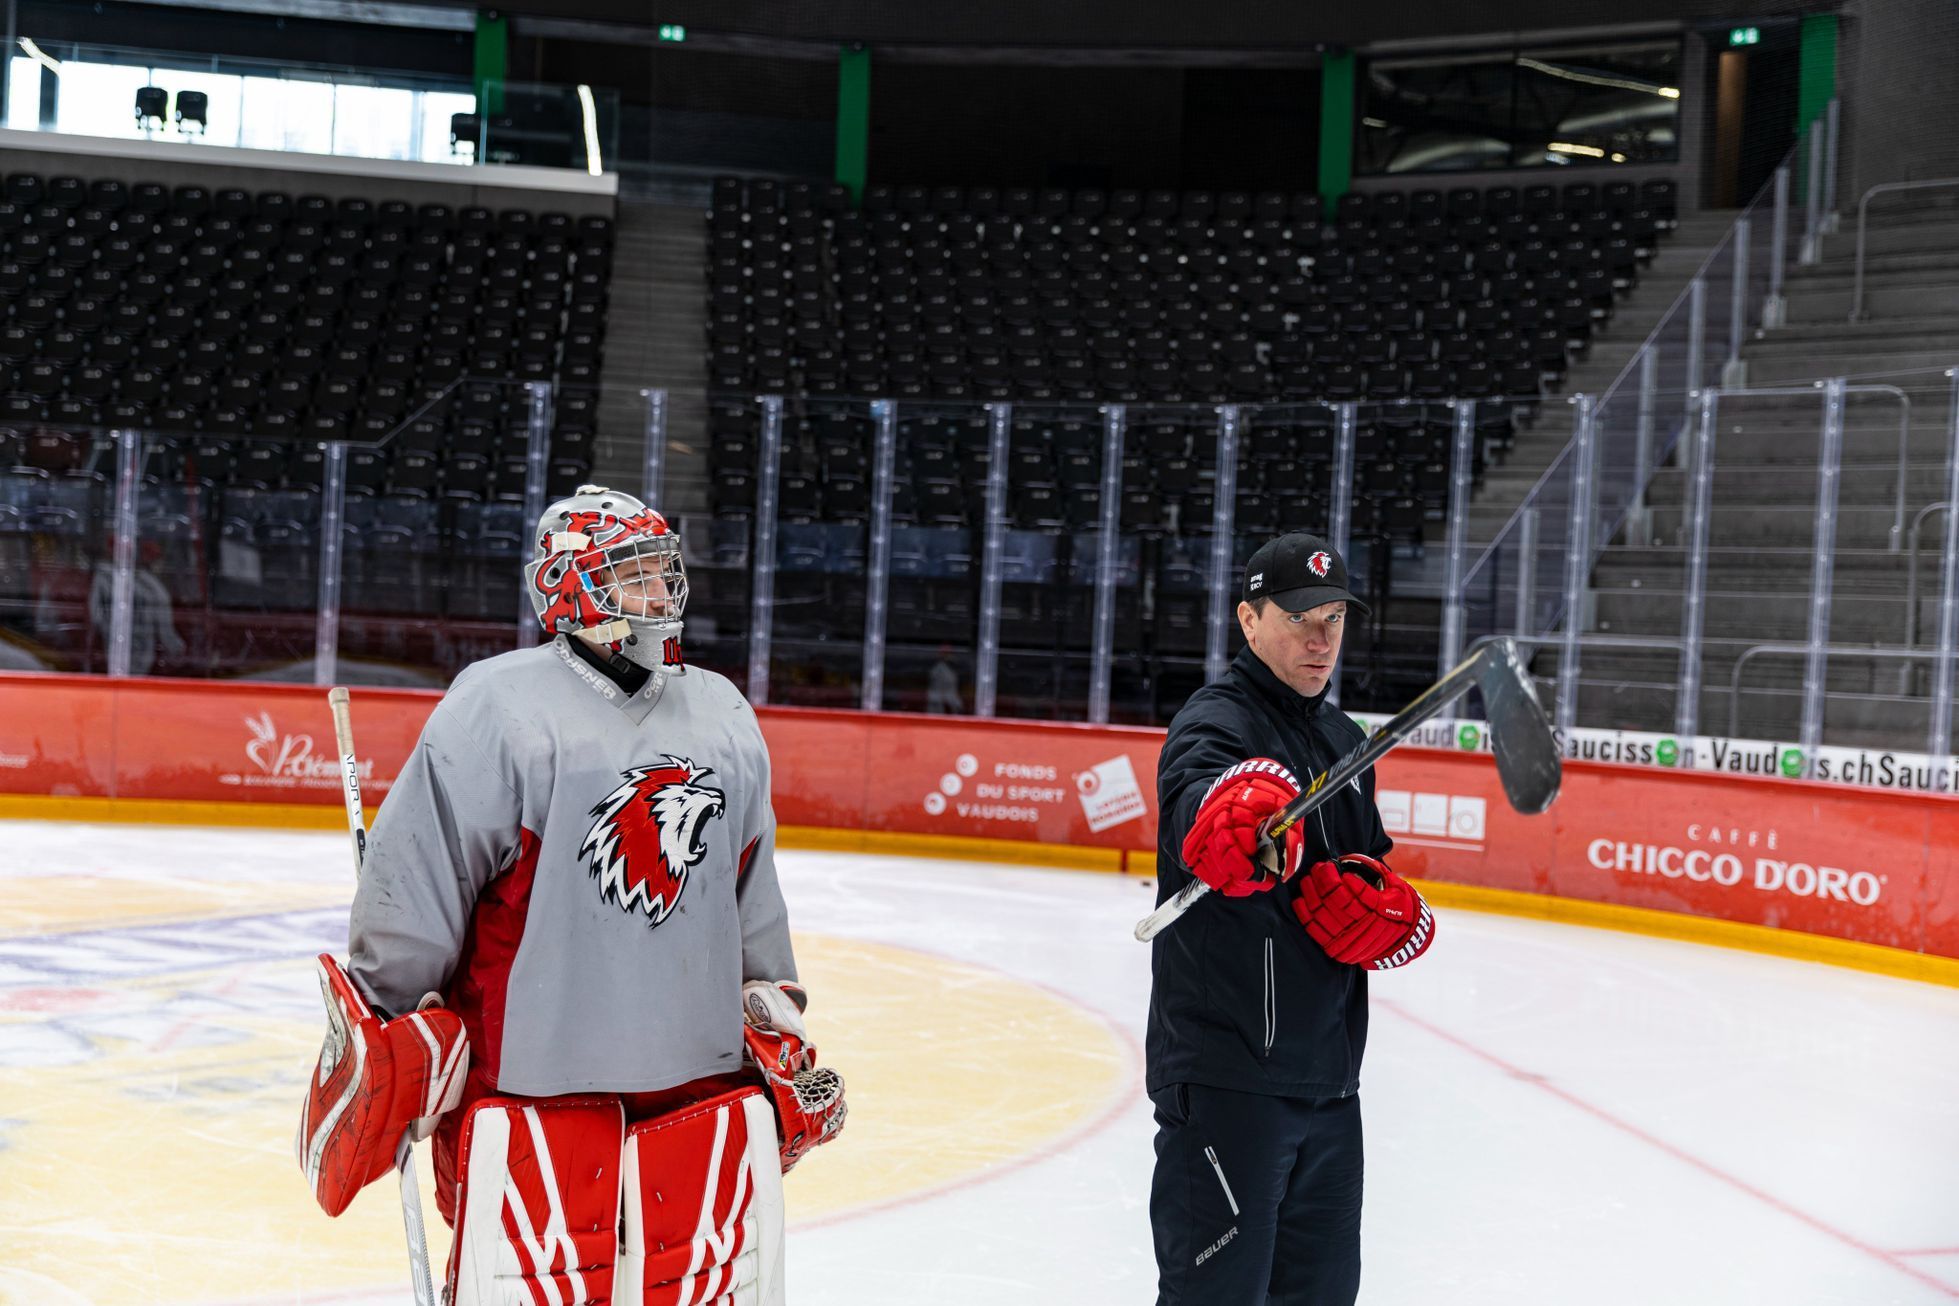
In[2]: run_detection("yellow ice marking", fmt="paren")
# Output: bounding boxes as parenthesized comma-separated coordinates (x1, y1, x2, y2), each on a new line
(0, 934, 1129, 1304)
(0, 874, 349, 939)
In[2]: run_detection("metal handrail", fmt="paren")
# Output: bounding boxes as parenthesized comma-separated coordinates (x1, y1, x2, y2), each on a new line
(1726, 642, 1946, 743)
(1822, 382, 1912, 551)
(1458, 153, 1794, 601)
(1849, 177, 1959, 322)
(1904, 500, 1952, 644)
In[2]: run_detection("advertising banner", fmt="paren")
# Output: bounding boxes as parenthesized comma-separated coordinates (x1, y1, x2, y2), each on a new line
(1350, 715, 1959, 797)
(3, 673, 1955, 957)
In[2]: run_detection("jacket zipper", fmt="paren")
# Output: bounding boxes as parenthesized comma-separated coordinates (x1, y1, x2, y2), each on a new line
(1203, 1146, 1241, 1216)
(1262, 936, 1276, 1056)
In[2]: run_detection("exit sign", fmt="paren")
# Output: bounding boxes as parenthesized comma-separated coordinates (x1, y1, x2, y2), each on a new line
(1729, 26, 1760, 46)
(658, 24, 687, 41)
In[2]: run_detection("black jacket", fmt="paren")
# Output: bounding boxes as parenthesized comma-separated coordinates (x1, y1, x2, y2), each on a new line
(1145, 646, 1394, 1098)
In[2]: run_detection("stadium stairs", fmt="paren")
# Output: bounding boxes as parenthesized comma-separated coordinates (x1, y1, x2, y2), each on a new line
(1533, 189, 1959, 748)
(1374, 210, 1739, 699)
(592, 200, 709, 507)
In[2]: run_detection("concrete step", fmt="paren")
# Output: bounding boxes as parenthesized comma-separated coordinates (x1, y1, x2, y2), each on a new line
(1818, 219, 1959, 261)
(1525, 651, 1946, 746)
(1587, 589, 1904, 641)
(1636, 461, 1934, 504)
(1745, 350, 1959, 386)
(1643, 503, 1905, 549)
(1788, 249, 1959, 287)
(1784, 279, 1959, 324)
(1593, 544, 1918, 586)
(1760, 314, 1959, 346)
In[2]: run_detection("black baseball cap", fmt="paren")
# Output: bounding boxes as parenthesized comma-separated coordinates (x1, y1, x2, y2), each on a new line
(1242, 532, 1370, 615)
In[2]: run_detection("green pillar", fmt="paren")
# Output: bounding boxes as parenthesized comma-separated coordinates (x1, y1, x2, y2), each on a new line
(835, 44, 871, 205)
(474, 12, 509, 116)
(1795, 14, 1837, 134)
(1318, 51, 1355, 219)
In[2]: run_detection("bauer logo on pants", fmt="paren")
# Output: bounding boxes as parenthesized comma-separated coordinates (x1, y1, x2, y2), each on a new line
(1076, 755, 1148, 833)
(581, 756, 726, 926)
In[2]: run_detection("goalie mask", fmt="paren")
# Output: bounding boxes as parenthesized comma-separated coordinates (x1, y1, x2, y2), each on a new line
(527, 485, 688, 670)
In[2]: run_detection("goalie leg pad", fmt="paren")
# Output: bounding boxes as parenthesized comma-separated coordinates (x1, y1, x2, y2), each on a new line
(448, 1095, 625, 1306)
(620, 1088, 785, 1306)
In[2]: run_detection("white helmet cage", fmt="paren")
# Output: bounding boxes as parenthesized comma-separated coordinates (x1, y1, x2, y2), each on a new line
(525, 486, 688, 655)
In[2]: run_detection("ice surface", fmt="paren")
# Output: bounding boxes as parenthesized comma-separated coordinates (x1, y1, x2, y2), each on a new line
(1, 821, 1955, 1304)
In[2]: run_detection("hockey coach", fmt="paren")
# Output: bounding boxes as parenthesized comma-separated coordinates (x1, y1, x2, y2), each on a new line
(1147, 530, 1437, 1305)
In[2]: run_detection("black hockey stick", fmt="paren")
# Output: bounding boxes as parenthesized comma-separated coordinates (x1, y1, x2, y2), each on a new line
(1134, 637, 1560, 942)
(328, 687, 439, 1306)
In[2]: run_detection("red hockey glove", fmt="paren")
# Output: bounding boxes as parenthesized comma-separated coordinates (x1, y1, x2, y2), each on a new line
(1181, 759, 1308, 898)
(743, 1024, 846, 1173)
(1291, 854, 1435, 969)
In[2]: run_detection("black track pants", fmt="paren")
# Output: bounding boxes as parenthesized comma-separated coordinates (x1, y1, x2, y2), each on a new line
(1149, 1083, 1363, 1306)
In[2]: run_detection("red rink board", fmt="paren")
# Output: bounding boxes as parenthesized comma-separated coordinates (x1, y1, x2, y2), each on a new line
(1, 672, 1953, 959)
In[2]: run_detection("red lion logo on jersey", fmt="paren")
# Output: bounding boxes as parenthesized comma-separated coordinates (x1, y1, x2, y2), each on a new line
(1307, 550, 1332, 578)
(580, 757, 726, 925)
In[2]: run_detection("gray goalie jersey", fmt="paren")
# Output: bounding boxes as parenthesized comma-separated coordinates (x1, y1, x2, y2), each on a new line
(347, 637, 796, 1097)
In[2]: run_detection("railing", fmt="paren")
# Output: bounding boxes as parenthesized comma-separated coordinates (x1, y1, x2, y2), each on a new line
(721, 394, 1379, 723)
(2, 377, 575, 691)
(1849, 177, 1959, 322)
(1905, 501, 1953, 643)
(1825, 383, 1913, 551)
(1727, 643, 1949, 752)
(1458, 101, 1847, 733)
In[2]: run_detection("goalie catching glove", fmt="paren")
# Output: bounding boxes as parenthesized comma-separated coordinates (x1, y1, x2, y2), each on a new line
(1181, 758, 1309, 897)
(296, 954, 469, 1217)
(1291, 854, 1435, 970)
(741, 979, 846, 1172)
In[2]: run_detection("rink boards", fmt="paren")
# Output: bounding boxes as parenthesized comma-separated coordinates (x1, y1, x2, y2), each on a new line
(2, 671, 1957, 970)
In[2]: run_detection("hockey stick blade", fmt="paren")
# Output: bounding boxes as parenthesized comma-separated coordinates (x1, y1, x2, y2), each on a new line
(1475, 637, 1561, 815)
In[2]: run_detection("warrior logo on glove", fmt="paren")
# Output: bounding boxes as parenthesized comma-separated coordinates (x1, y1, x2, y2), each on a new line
(581, 756, 726, 925)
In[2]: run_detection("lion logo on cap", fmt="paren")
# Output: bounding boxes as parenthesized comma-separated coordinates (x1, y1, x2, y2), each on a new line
(1308, 550, 1332, 578)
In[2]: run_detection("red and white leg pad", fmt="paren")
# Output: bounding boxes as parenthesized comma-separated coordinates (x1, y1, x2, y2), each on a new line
(445, 1090, 783, 1306)
(448, 1096, 624, 1306)
(620, 1088, 784, 1306)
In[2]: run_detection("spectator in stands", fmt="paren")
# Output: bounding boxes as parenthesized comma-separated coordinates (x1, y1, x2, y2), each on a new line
(88, 540, 184, 676)
(927, 643, 963, 714)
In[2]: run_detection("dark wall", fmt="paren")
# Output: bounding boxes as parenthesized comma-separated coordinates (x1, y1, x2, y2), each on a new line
(1180, 69, 1318, 191)
(867, 64, 1186, 189)
(22, 1, 471, 78)
(861, 64, 1318, 190)
(403, 0, 1834, 49)
(1840, 0, 1959, 197)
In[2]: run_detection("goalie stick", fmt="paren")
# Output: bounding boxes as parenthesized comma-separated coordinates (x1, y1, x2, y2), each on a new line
(1134, 637, 1561, 943)
(328, 685, 439, 1306)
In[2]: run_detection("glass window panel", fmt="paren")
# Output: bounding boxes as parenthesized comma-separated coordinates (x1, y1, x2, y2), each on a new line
(6, 57, 41, 130)
(331, 83, 414, 160)
(1359, 41, 1679, 174)
(146, 67, 244, 145)
(417, 89, 476, 164)
(1509, 45, 1681, 167)
(52, 60, 150, 140)
(237, 75, 333, 156)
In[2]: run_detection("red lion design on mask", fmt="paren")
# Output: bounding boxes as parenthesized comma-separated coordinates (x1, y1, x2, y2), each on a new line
(579, 757, 726, 926)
